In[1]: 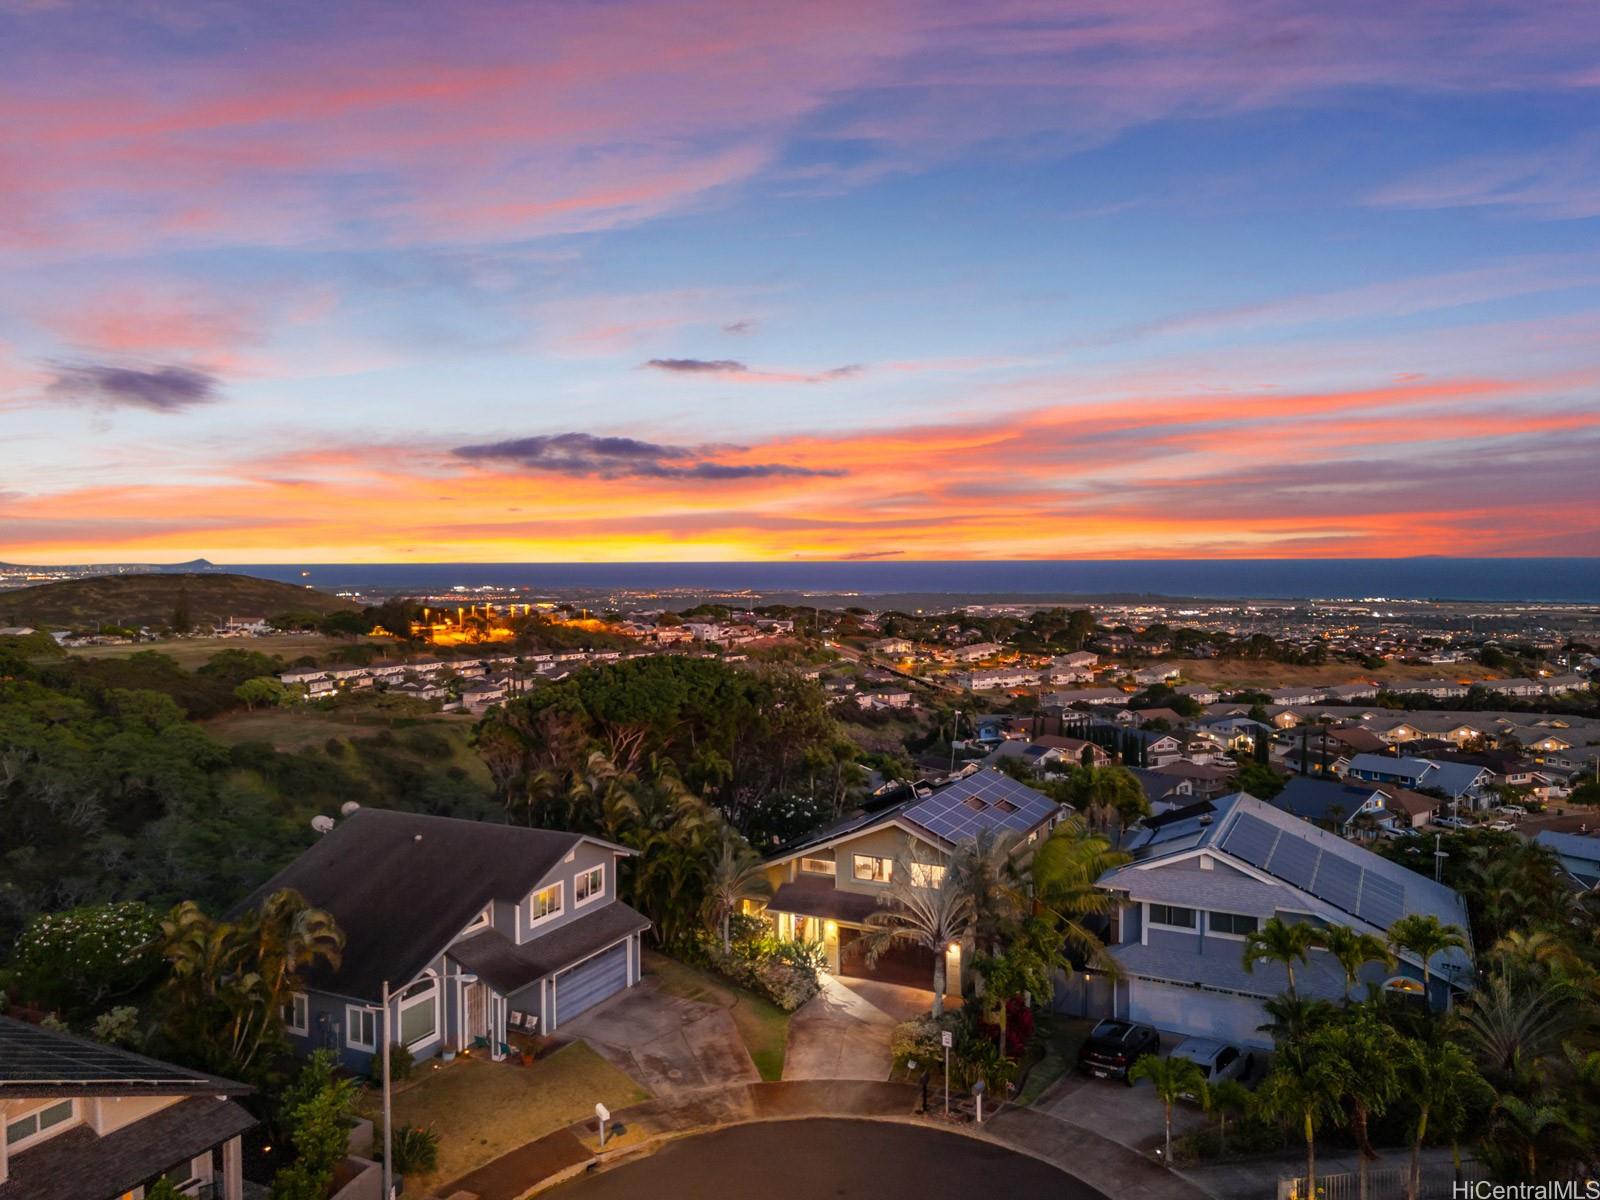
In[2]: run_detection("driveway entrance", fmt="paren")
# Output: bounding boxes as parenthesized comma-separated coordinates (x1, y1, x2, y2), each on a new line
(837, 929, 938, 990)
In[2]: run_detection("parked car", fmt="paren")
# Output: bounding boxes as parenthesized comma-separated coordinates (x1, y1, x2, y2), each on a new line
(1433, 816, 1470, 830)
(1497, 804, 1527, 817)
(1486, 819, 1515, 832)
(1168, 1037, 1255, 1095)
(1077, 1019, 1161, 1083)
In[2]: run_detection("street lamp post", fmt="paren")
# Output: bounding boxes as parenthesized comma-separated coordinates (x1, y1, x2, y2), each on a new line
(381, 980, 394, 1200)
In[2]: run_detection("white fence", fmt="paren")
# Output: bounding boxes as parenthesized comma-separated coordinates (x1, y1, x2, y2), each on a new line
(1277, 1164, 1486, 1200)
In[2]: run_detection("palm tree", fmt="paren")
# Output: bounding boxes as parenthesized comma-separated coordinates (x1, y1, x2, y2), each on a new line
(1128, 1053, 1208, 1163)
(1205, 1077, 1251, 1157)
(1386, 914, 1467, 1009)
(1310, 1010, 1401, 1200)
(1242, 916, 1325, 1001)
(1485, 1095, 1583, 1183)
(702, 831, 771, 955)
(860, 841, 974, 1017)
(1459, 973, 1582, 1091)
(1258, 993, 1337, 1045)
(950, 827, 1023, 957)
(1399, 1039, 1491, 1200)
(1027, 815, 1128, 973)
(1320, 924, 1394, 1003)
(1256, 1040, 1350, 1200)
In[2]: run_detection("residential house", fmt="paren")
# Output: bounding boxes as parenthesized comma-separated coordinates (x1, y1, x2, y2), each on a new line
(951, 642, 1007, 663)
(957, 667, 1042, 690)
(1345, 754, 1494, 810)
(1148, 760, 1236, 800)
(1173, 684, 1222, 705)
(1272, 776, 1436, 836)
(242, 810, 650, 1073)
(1044, 688, 1132, 707)
(1052, 651, 1099, 670)
(870, 638, 916, 656)
(0, 1017, 254, 1200)
(1130, 769, 1196, 812)
(1132, 666, 1182, 686)
(1083, 793, 1473, 1046)
(1533, 831, 1600, 889)
(757, 769, 1062, 991)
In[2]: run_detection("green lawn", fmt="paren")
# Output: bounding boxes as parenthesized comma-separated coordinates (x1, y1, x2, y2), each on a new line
(361, 1042, 647, 1192)
(65, 633, 371, 668)
(1015, 1014, 1096, 1106)
(644, 951, 791, 1081)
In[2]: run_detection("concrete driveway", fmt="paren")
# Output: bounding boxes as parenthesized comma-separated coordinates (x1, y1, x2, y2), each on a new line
(1038, 1070, 1210, 1155)
(784, 975, 944, 1081)
(562, 980, 759, 1098)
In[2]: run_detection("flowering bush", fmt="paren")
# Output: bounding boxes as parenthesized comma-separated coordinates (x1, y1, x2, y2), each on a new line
(12, 901, 163, 1015)
(890, 1012, 962, 1071)
(692, 919, 824, 1011)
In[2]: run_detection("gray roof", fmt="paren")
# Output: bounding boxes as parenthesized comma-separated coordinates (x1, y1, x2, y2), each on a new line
(0, 1016, 250, 1098)
(1109, 938, 1350, 1000)
(1101, 868, 1289, 918)
(448, 901, 650, 994)
(1111, 792, 1472, 973)
(238, 809, 629, 1003)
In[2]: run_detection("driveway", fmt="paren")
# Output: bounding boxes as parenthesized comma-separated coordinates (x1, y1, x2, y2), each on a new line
(562, 980, 759, 1098)
(1035, 1031, 1213, 1156)
(784, 975, 938, 1080)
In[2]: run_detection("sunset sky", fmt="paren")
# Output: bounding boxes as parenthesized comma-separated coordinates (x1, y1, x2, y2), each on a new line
(3, 1, 1599, 563)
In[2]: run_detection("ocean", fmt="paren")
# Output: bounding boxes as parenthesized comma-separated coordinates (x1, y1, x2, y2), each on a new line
(221, 559, 1600, 603)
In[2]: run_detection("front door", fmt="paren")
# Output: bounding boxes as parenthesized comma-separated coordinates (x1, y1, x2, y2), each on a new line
(465, 981, 488, 1044)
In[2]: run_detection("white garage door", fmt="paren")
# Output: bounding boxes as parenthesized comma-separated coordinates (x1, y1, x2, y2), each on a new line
(1128, 982, 1272, 1049)
(553, 941, 630, 1027)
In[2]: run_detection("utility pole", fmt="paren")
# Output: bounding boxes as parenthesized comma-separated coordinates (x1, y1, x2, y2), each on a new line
(948, 709, 962, 774)
(381, 981, 394, 1200)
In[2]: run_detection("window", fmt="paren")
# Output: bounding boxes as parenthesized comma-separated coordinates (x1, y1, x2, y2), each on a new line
(1208, 911, 1259, 937)
(529, 882, 563, 923)
(799, 856, 836, 875)
(853, 854, 892, 883)
(5, 1100, 74, 1150)
(575, 865, 604, 906)
(1148, 903, 1197, 929)
(398, 976, 438, 1048)
(909, 862, 947, 889)
(282, 992, 309, 1035)
(347, 1005, 378, 1051)
(461, 907, 490, 935)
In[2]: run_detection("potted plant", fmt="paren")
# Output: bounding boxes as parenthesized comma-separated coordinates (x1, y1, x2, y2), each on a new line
(441, 1042, 458, 1063)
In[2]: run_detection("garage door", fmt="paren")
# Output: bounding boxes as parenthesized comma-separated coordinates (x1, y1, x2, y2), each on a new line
(553, 941, 630, 1027)
(1128, 982, 1272, 1049)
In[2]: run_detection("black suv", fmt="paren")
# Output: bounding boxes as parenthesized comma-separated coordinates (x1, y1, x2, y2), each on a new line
(1076, 1019, 1161, 1083)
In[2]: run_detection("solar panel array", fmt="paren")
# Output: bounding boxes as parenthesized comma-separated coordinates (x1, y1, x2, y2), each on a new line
(1219, 811, 1413, 928)
(905, 770, 1059, 843)
(0, 1019, 210, 1088)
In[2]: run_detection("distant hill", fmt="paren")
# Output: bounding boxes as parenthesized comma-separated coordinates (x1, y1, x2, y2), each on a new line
(0, 572, 358, 629)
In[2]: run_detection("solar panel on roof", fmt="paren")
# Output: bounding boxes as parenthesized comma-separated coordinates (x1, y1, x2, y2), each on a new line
(903, 771, 1057, 843)
(1222, 812, 1280, 867)
(1358, 872, 1406, 928)
(1267, 836, 1322, 891)
(1316, 855, 1362, 914)
(0, 1020, 208, 1087)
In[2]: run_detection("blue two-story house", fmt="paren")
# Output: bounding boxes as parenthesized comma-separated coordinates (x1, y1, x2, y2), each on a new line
(1085, 792, 1473, 1048)
(243, 809, 650, 1072)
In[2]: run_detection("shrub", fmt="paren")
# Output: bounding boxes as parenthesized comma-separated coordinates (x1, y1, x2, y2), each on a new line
(384, 1124, 440, 1175)
(91, 1005, 143, 1049)
(12, 901, 163, 1016)
(689, 922, 824, 1011)
(891, 1012, 962, 1071)
(368, 1042, 414, 1085)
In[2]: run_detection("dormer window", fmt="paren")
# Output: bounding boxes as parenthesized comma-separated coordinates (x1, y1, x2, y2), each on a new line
(575, 865, 605, 906)
(530, 883, 563, 924)
(461, 906, 491, 935)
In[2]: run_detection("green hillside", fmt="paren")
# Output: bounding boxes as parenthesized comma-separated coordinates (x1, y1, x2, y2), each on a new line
(0, 571, 357, 629)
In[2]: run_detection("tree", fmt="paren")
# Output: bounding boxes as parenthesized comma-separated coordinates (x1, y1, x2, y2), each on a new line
(1242, 916, 1325, 1001)
(1206, 1077, 1251, 1157)
(1483, 1095, 1584, 1184)
(1129, 1053, 1207, 1162)
(1399, 1039, 1491, 1200)
(234, 676, 290, 711)
(950, 827, 1024, 957)
(860, 841, 975, 1017)
(1459, 973, 1583, 1092)
(271, 1051, 361, 1200)
(160, 889, 344, 1079)
(1320, 924, 1394, 1004)
(1386, 914, 1467, 1007)
(171, 588, 192, 634)
(1027, 816, 1129, 972)
(11, 901, 164, 1016)
(1256, 1040, 1350, 1200)
(702, 830, 771, 955)
(1310, 1009, 1401, 1200)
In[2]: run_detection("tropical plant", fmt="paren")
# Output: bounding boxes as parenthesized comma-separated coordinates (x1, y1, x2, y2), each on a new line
(1320, 924, 1394, 1003)
(1258, 994, 1338, 1044)
(1027, 815, 1128, 973)
(950, 827, 1024, 957)
(1398, 1039, 1492, 1200)
(1256, 1039, 1350, 1200)
(701, 831, 771, 955)
(10, 901, 164, 1016)
(90, 1005, 143, 1049)
(1386, 914, 1467, 1008)
(384, 1124, 440, 1175)
(1458, 973, 1583, 1092)
(860, 841, 975, 1017)
(270, 1051, 360, 1200)
(1309, 1009, 1401, 1200)
(160, 888, 343, 1078)
(1242, 916, 1325, 1001)
(1481, 1095, 1584, 1183)
(1205, 1077, 1252, 1158)
(1129, 1053, 1208, 1162)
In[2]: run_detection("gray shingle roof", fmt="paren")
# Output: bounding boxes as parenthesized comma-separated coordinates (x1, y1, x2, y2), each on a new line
(447, 901, 650, 994)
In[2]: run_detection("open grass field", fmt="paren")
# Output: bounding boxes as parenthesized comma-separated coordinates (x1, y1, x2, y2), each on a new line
(0, 571, 355, 628)
(362, 1043, 647, 1193)
(644, 951, 791, 1081)
(1168, 658, 1503, 690)
(65, 633, 373, 668)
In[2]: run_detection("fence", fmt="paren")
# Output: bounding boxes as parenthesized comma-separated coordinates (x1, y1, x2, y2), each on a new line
(1277, 1163, 1486, 1200)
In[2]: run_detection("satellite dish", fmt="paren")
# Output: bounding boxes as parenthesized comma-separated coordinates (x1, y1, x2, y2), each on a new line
(340, 801, 362, 816)
(310, 815, 336, 834)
